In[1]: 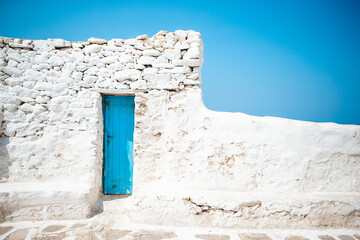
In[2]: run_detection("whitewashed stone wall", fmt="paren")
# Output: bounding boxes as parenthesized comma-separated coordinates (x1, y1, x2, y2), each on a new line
(0, 30, 359, 228)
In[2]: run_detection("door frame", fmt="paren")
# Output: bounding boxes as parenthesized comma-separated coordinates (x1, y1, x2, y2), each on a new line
(101, 93, 135, 195)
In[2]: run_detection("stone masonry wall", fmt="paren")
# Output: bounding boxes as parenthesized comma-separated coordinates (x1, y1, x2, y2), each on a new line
(0, 30, 359, 227)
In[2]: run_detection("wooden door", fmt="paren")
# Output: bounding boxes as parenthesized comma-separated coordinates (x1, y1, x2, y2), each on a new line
(102, 95, 134, 194)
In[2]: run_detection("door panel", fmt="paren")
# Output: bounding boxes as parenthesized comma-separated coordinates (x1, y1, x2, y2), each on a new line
(103, 95, 134, 194)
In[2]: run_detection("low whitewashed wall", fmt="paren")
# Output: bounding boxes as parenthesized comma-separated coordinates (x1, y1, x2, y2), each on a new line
(0, 30, 359, 227)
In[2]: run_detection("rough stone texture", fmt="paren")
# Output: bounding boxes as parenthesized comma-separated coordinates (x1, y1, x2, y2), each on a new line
(0, 226, 13, 235)
(132, 230, 177, 240)
(0, 218, 359, 240)
(5, 228, 29, 240)
(42, 225, 65, 232)
(35, 235, 64, 240)
(319, 236, 336, 240)
(195, 233, 230, 240)
(0, 30, 359, 229)
(339, 236, 355, 240)
(105, 229, 131, 239)
(238, 233, 272, 240)
(285, 236, 309, 240)
(130, 191, 360, 229)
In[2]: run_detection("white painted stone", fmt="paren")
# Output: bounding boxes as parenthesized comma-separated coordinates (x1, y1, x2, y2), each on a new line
(188, 73, 200, 80)
(172, 66, 191, 74)
(114, 69, 141, 81)
(5, 77, 24, 86)
(100, 56, 118, 64)
(76, 64, 88, 72)
(175, 30, 188, 41)
(84, 76, 97, 84)
(8, 52, 24, 63)
(164, 49, 181, 61)
(136, 34, 148, 40)
(33, 52, 51, 64)
(88, 37, 107, 45)
(119, 55, 133, 64)
(2, 66, 22, 76)
(70, 52, 85, 63)
(156, 30, 168, 36)
(18, 62, 32, 71)
(84, 44, 102, 54)
(107, 62, 125, 71)
(7, 59, 18, 67)
(48, 56, 65, 67)
(103, 46, 124, 52)
(152, 62, 174, 69)
(143, 68, 158, 75)
(72, 42, 84, 48)
(143, 49, 161, 57)
(9, 42, 33, 49)
(50, 39, 71, 48)
(19, 103, 34, 113)
(184, 79, 201, 85)
(35, 95, 50, 104)
(137, 56, 156, 65)
(172, 59, 201, 67)
(183, 46, 200, 59)
(0, 94, 22, 105)
(130, 80, 147, 90)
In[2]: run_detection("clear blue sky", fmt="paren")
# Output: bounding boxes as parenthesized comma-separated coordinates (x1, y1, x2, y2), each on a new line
(1, 0, 359, 124)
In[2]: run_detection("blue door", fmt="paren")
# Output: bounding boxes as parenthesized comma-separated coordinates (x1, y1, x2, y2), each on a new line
(103, 95, 134, 194)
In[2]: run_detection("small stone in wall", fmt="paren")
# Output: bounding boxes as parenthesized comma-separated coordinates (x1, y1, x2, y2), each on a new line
(136, 34, 148, 40)
(83, 76, 97, 84)
(119, 55, 133, 64)
(115, 69, 141, 81)
(48, 56, 64, 67)
(183, 46, 200, 59)
(137, 56, 156, 65)
(2, 66, 22, 77)
(19, 103, 34, 113)
(184, 79, 201, 85)
(101, 56, 118, 64)
(84, 44, 102, 54)
(143, 49, 161, 57)
(88, 37, 107, 45)
(175, 30, 188, 41)
(164, 49, 181, 61)
(49, 39, 71, 48)
(130, 80, 147, 90)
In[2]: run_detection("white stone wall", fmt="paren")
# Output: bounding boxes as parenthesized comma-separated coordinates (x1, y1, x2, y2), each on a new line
(0, 30, 359, 226)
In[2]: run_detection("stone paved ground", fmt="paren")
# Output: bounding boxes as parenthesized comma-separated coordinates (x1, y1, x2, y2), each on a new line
(0, 220, 359, 240)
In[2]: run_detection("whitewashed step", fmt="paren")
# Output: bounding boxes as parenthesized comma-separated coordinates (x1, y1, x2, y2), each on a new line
(0, 182, 95, 222)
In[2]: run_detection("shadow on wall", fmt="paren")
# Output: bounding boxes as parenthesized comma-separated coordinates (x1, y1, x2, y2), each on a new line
(91, 194, 131, 217)
(0, 134, 11, 182)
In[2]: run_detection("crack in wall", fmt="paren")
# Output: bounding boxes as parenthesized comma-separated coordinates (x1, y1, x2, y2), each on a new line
(183, 197, 262, 216)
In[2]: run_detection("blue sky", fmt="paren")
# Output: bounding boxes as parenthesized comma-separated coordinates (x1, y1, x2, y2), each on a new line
(1, 0, 359, 124)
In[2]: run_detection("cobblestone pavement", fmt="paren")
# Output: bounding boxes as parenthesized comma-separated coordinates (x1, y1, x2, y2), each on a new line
(0, 219, 359, 240)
